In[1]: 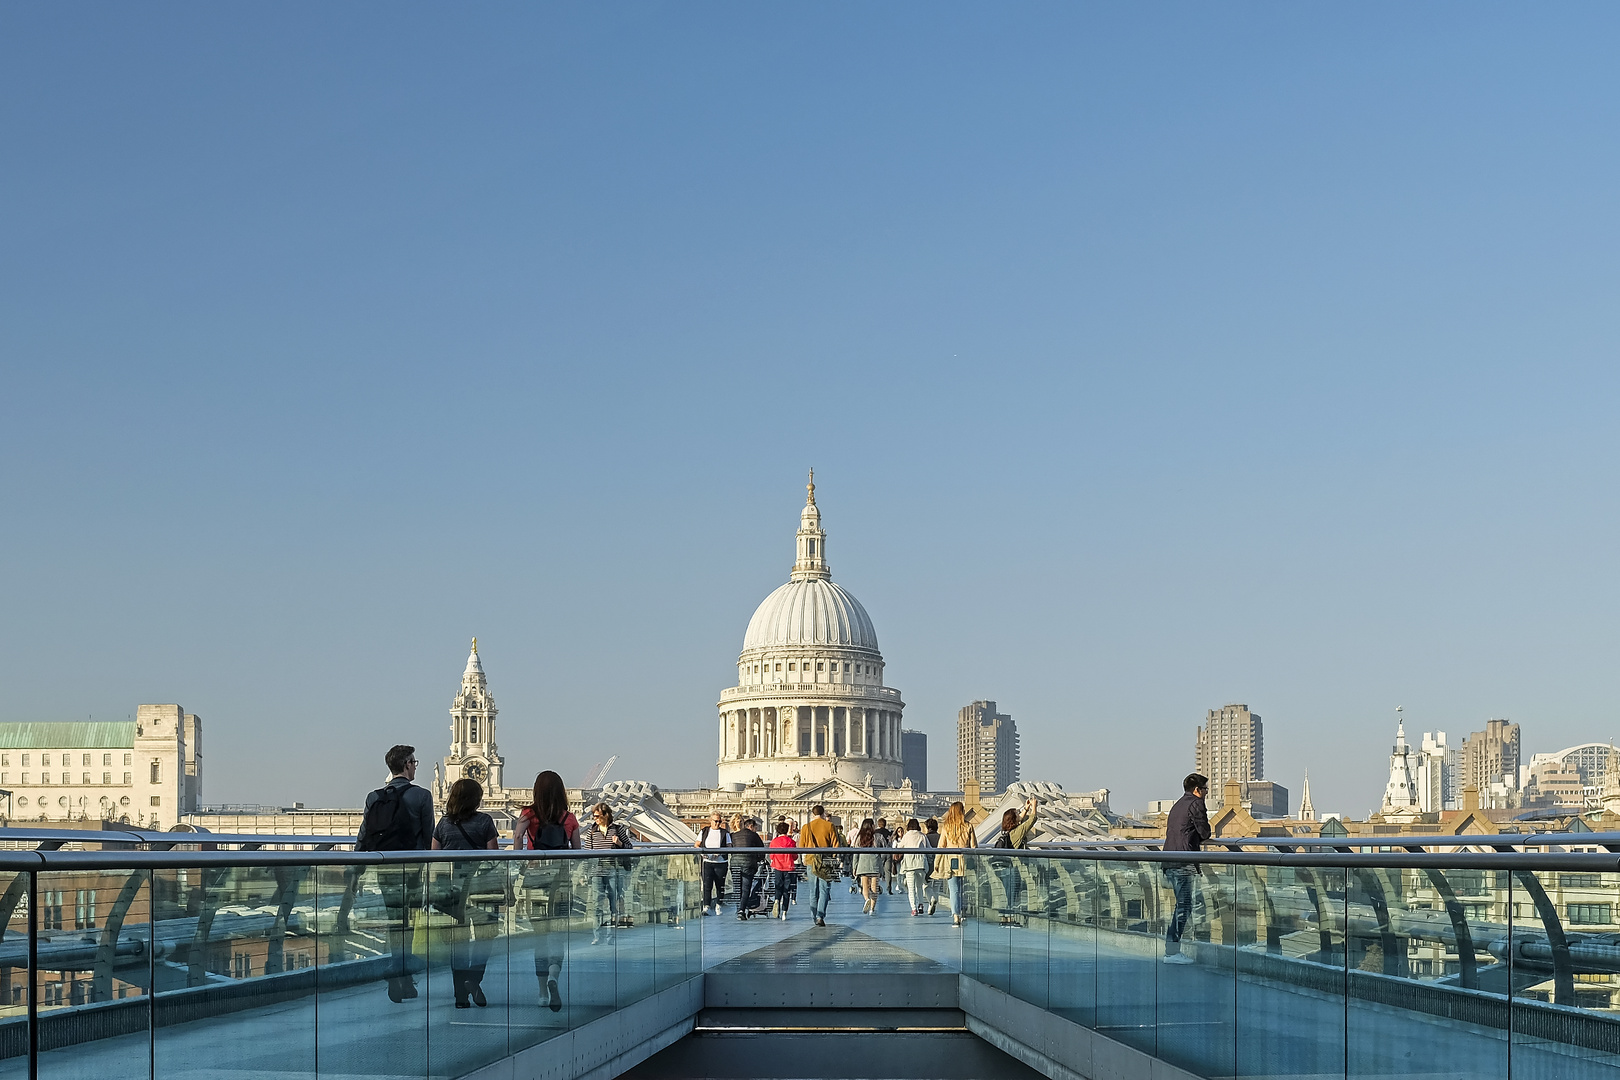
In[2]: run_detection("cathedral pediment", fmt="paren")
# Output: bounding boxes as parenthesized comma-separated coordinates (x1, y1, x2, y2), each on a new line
(789, 777, 876, 802)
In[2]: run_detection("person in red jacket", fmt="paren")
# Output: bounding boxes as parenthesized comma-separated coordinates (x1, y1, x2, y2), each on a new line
(767, 821, 798, 920)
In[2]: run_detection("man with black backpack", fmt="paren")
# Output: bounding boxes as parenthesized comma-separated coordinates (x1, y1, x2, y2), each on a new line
(357, 745, 436, 1002)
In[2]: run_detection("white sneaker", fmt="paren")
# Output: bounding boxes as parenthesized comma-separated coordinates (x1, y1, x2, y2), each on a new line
(1162, 952, 1195, 965)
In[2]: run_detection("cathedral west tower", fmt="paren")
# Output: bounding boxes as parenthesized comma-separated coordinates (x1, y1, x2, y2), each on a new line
(439, 638, 504, 797)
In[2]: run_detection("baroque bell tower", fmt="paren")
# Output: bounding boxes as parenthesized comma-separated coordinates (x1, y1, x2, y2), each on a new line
(440, 638, 504, 799)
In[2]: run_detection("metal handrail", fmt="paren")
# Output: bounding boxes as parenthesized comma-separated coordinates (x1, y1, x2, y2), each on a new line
(1033, 830, 1620, 851)
(2, 844, 1618, 872)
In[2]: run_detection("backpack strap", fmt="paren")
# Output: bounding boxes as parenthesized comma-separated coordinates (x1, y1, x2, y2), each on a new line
(452, 819, 480, 849)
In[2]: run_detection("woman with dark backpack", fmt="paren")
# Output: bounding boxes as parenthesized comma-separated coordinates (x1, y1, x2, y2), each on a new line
(991, 797, 1039, 917)
(514, 771, 579, 1012)
(430, 778, 500, 1008)
(581, 802, 633, 944)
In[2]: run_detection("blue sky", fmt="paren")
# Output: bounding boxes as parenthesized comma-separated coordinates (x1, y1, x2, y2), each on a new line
(3, 5, 1619, 816)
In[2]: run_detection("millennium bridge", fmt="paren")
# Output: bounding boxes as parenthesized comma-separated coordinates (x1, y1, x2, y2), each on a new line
(1, 827, 1618, 1079)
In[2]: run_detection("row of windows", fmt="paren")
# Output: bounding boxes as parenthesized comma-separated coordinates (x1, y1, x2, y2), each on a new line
(1569, 903, 1612, 925)
(2, 773, 131, 786)
(0, 753, 131, 768)
(14, 795, 136, 809)
(743, 661, 880, 677)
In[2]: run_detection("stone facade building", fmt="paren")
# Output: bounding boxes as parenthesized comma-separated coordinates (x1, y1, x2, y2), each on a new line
(0, 705, 198, 828)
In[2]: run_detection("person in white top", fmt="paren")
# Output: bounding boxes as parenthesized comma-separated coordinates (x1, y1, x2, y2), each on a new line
(694, 811, 732, 915)
(895, 819, 932, 915)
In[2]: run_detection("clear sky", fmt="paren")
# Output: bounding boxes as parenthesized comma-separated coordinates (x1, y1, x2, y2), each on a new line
(4, 5, 1619, 817)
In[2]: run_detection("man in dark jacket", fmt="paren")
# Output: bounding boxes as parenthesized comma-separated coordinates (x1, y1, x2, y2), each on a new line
(1162, 772, 1210, 965)
(731, 818, 766, 919)
(356, 745, 436, 1001)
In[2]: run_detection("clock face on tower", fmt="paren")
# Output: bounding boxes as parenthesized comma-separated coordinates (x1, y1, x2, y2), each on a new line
(464, 760, 487, 782)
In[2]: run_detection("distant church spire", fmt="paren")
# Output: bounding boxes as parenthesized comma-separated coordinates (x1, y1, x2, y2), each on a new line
(790, 470, 830, 582)
(1381, 706, 1419, 817)
(1299, 770, 1315, 822)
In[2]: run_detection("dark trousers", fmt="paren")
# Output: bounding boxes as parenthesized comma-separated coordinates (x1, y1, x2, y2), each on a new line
(1164, 865, 1199, 953)
(378, 867, 423, 984)
(771, 869, 795, 905)
(732, 864, 761, 914)
(701, 860, 728, 908)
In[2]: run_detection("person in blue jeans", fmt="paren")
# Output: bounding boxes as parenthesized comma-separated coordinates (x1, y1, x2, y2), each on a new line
(1162, 772, 1210, 964)
(797, 804, 840, 927)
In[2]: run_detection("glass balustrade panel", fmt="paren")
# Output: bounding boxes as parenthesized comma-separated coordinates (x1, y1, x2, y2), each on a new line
(1235, 863, 1346, 1080)
(33, 868, 149, 1080)
(424, 857, 512, 1079)
(0, 870, 28, 1080)
(1045, 857, 1098, 1030)
(1346, 861, 1509, 1080)
(1153, 860, 1236, 1077)
(1093, 858, 1161, 1055)
(144, 863, 317, 1078)
(1509, 866, 1620, 1080)
(315, 861, 427, 1078)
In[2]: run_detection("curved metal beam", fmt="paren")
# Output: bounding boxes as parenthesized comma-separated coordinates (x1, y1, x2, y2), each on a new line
(93, 870, 146, 1002)
(1513, 868, 1575, 1005)
(1400, 851, 1478, 990)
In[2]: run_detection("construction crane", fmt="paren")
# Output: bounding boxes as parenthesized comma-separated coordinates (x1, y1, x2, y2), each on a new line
(584, 756, 619, 789)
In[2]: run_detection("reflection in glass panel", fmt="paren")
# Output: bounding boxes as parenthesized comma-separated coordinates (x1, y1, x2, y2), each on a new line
(1510, 868, 1620, 1079)
(512, 856, 578, 1048)
(1235, 864, 1345, 1079)
(31, 868, 149, 1080)
(1154, 862, 1234, 1078)
(1045, 859, 1097, 1029)
(317, 862, 427, 1078)
(425, 857, 512, 1079)
(1347, 862, 1509, 1079)
(147, 863, 316, 1079)
(1094, 859, 1160, 1055)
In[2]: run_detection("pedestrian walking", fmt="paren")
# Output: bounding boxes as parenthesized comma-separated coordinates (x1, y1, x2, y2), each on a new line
(767, 821, 797, 920)
(731, 817, 765, 920)
(356, 744, 435, 1003)
(875, 818, 895, 893)
(853, 818, 883, 915)
(430, 778, 500, 1009)
(782, 818, 801, 907)
(515, 770, 580, 1012)
(695, 811, 731, 915)
(923, 818, 941, 914)
(1162, 772, 1210, 965)
(933, 801, 975, 927)
(797, 804, 839, 927)
(896, 818, 930, 915)
(581, 802, 633, 944)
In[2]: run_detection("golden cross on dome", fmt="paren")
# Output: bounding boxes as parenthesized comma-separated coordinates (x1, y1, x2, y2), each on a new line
(807, 468, 816, 504)
(471, 637, 477, 653)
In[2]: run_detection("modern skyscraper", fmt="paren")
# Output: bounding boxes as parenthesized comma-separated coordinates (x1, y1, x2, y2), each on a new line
(957, 700, 1019, 792)
(901, 730, 928, 791)
(1415, 730, 1458, 813)
(1194, 704, 1263, 809)
(1460, 719, 1521, 809)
